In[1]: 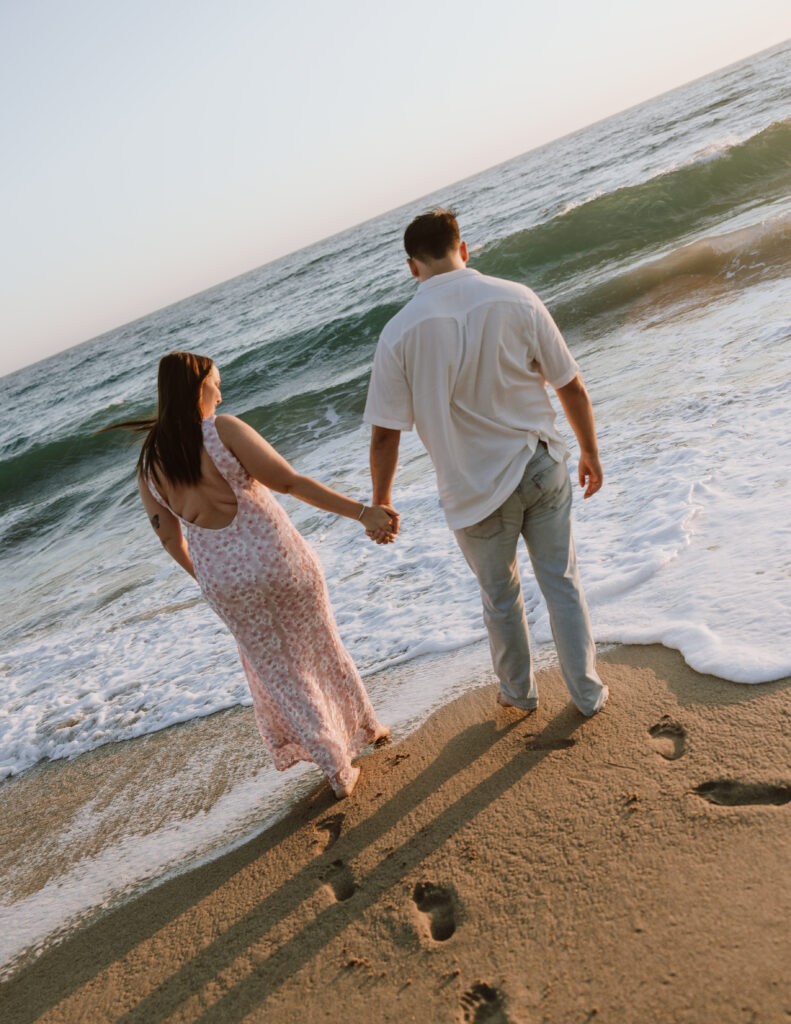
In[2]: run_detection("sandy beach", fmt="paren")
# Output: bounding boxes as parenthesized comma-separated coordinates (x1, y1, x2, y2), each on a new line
(2, 644, 790, 1024)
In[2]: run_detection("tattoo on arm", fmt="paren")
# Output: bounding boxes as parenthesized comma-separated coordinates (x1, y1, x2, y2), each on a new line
(150, 514, 160, 531)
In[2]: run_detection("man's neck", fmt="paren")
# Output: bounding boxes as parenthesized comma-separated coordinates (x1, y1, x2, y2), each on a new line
(416, 255, 467, 282)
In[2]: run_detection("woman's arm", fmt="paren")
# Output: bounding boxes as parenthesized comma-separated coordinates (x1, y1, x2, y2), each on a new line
(137, 474, 196, 577)
(215, 415, 398, 539)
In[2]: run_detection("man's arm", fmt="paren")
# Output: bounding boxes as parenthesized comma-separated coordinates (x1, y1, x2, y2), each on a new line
(370, 426, 401, 509)
(554, 374, 603, 499)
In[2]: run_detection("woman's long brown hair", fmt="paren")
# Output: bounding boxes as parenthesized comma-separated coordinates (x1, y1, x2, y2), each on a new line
(107, 351, 214, 486)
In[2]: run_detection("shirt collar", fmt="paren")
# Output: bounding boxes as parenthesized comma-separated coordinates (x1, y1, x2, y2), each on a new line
(416, 267, 480, 293)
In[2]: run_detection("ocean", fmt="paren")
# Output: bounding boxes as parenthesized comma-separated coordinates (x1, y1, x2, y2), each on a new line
(1, 39, 790, 974)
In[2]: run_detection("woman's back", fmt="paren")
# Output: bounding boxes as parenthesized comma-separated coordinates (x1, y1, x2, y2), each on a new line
(152, 443, 238, 530)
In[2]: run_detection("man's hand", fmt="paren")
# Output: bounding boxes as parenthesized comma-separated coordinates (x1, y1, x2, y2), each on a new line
(578, 453, 603, 499)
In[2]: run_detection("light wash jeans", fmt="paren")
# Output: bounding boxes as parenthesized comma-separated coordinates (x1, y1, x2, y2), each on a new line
(454, 443, 608, 717)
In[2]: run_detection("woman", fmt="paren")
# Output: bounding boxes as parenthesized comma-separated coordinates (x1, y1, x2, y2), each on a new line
(123, 351, 395, 799)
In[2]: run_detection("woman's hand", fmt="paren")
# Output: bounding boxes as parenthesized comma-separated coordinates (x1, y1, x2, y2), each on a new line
(362, 504, 399, 544)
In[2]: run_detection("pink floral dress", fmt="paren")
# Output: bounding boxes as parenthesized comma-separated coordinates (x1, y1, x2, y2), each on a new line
(147, 417, 381, 791)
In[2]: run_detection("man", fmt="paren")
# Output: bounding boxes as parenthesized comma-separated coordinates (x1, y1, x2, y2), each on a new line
(363, 209, 608, 717)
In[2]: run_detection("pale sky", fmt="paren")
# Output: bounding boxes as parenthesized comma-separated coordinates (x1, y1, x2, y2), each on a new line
(1, 0, 788, 376)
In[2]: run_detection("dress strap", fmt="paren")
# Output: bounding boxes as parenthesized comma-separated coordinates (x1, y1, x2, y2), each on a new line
(202, 416, 250, 490)
(144, 472, 172, 513)
(144, 469, 193, 527)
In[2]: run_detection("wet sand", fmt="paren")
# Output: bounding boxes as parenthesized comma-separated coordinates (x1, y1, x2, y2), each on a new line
(2, 644, 790, 1023)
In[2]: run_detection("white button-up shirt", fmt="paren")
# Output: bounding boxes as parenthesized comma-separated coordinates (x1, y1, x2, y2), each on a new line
(363, 268, 579, 530)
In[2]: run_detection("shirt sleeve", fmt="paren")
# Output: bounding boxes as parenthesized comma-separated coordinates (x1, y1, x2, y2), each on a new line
(530, 297, 580, 389)
(363, 337, 414, 431)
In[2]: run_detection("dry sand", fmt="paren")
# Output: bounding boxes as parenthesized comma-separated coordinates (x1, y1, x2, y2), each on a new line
(2, 644, 790, 1023)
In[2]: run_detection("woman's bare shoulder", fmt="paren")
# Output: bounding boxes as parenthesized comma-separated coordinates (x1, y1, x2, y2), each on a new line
(214, 413, 247, 440)
(215, 414, 272, 444)
(215, 415, 274, 468)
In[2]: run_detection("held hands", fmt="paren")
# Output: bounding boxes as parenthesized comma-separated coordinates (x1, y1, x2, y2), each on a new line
(361, 504, 400, 544)
(578, 452, 603, 499)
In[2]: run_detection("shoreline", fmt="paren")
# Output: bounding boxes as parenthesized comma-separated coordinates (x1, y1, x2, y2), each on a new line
(0, 638, 519, 976)
(2, 644, 790, 1022)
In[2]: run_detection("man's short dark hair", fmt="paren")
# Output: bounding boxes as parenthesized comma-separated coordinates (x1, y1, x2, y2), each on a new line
(403, 208, 460, 261)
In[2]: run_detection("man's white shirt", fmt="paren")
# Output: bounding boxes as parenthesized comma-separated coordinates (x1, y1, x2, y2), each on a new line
(363, 268, 579, 530)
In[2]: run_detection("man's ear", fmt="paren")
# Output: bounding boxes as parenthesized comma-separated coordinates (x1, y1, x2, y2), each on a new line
(406, 256, 421, 279)
(459, 240, 469, 263)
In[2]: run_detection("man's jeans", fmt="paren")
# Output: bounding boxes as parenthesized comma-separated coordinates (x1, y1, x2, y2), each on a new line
(454, 443, 608, 717)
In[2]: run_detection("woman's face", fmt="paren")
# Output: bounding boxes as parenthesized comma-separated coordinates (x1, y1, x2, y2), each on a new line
(199, 364, 222, 417)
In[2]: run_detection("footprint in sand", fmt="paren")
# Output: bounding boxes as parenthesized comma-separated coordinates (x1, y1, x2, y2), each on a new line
(693, 780, 791, 806)
(648, 716, 687, 760)
(459, 983, 514, 1023)
(314, 813, 344, 851)
(321, 859, 357, 901)
(412, 882, 457, 941)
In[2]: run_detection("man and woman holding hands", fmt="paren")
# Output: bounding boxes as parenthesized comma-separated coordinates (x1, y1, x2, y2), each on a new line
(129, 209, 607, 798)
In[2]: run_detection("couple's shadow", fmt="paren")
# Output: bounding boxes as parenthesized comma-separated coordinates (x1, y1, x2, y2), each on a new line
(5, 698, 585, 1024)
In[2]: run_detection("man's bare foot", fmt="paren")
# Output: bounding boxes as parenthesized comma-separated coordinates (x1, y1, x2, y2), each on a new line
(497, 693, 537, 713)
(331, 765, 360, 800)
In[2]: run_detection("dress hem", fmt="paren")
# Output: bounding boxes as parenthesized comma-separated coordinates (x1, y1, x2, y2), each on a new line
(268, 722, 380, 778)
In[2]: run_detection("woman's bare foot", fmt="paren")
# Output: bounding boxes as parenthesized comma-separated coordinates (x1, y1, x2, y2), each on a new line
(373, 723, 391, 744)
(331, 765, 360, 800)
